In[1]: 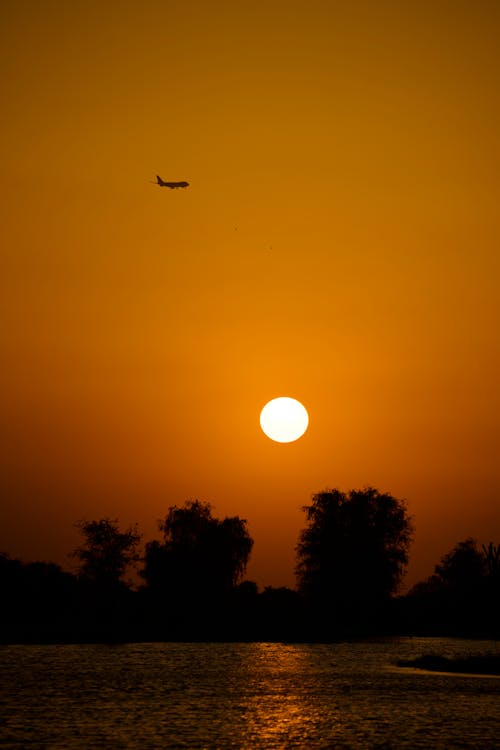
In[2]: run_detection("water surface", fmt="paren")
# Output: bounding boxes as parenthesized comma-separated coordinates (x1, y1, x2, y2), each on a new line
(1, 639, 499, 748)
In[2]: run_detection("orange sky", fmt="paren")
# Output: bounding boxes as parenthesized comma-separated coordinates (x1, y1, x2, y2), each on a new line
(1, 0, 499, 591)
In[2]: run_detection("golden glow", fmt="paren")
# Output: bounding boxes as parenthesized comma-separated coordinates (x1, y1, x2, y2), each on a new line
(260, 398, 309, 443)
(0, 1, 499, 591)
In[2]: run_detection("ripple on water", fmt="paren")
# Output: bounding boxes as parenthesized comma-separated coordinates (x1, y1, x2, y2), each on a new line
(0, 639, 499, 749)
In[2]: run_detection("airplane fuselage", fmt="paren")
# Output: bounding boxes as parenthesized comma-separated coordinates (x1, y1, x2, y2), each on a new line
(156, 176, 189, 189)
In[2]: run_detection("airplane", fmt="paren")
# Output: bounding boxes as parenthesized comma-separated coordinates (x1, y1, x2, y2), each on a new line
(153, 175, 189, 189)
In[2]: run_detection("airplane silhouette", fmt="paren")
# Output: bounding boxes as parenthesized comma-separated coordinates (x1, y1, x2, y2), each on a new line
(153, 175, 189, 189)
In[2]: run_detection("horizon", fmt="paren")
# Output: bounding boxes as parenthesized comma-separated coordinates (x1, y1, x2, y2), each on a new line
(1, 482, 496, 595)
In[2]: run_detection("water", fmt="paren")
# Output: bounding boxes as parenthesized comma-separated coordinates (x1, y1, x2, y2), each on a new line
(1, 639, 499, 748)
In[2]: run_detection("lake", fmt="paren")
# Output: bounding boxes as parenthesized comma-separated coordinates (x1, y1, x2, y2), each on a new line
(1, 638, 499, 748)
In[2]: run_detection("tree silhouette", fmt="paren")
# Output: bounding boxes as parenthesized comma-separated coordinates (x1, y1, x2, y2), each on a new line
(296, 487, 413, 632)
(72, 518, 141, 590)
(482, 542, 500, 579)
(0, 553, 80, 642)
(406, 537, 500, 636)
(141, 500, 253, 629)
(434, 537, 484, 590)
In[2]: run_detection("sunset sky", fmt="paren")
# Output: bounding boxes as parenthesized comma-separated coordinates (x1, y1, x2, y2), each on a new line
(1, 0, 499, 591)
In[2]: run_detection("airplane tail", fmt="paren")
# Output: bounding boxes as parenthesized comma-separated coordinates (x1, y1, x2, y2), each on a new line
(156, 175, 165, 186)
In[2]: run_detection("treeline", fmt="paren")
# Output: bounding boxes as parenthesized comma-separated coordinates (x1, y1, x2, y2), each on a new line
(1, 489, 498, 643)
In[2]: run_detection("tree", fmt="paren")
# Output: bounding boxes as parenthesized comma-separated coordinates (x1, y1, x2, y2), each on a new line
(142, 500, 253, 605)
(295, 487, 413, 631)
(72, 518, 141, 590)
(0, 553, 80, 642)
(481, 542, 500, 579)
(434, 537, 485, 590)
(406, 537, 500, 636)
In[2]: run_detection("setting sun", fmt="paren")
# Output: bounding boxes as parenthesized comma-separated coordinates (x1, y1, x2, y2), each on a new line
(260, 397, 309, 443)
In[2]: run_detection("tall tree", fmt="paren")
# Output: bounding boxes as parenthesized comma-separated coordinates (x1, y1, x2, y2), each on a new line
(296, 487, 413, 629)
(72, 518, 141, 590)
(142, 500, 253, 602)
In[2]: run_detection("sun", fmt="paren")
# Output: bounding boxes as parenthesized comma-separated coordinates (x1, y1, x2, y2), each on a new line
(260, 397, 309, 443)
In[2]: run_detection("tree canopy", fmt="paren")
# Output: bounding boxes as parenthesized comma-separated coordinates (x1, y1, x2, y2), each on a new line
(295, 487, 413, 629)
(406, 537, 500, 635)
(141, 500, 253, 602)
(2, 501, 500, 642)
(72, 518, 141, 589)
(434, 537, 485, 590)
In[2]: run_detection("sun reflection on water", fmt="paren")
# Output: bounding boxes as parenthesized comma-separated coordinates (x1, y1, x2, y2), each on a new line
(239, 643, 348, 747)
